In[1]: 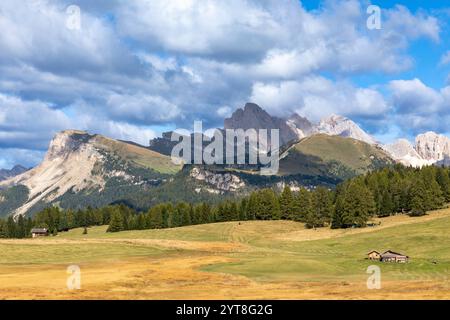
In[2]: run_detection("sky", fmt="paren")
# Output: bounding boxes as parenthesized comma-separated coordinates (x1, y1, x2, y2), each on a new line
(0, 0, 450, 169)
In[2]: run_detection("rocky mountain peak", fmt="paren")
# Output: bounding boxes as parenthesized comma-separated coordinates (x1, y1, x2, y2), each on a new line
(286, 113, 314, 139)
(415, 131, 450, 161)
(382, 139, 433, 168)
(224, 103, 298, 146)
(0, 165, 28, 182)
(45, 130, 94, 161)
(315, 114, 377, 145)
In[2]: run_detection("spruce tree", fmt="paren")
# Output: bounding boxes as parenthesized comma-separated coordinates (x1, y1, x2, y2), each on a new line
(107, 210, 125, 232)
(246, 193, 257, 220)
(293, 188, 312, 222)
(238, 198, 248, 221)
(408, 180, 427, 216)
(341, 181, 375, 227)
(279, 186, 294, 220)
(436, 167, 450, 202)
(200, 203, 212, 224)
(229, 202, 239, 221)
(331, 183, 347, 229)
(308, 187, 333, 228)
(378, 191, 395, 217)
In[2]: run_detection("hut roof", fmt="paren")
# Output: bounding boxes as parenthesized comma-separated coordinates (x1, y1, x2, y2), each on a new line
(31, 228, 48, 233)
(381, 250, 408, 258)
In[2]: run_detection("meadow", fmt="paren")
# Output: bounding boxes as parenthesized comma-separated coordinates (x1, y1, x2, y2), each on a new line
(1, 207, 450, 299)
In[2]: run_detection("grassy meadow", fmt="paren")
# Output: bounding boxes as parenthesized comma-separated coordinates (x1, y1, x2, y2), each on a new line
(1, 207, 450, 299)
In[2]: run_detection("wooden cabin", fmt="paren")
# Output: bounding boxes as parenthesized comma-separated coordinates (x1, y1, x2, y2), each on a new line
(380, 250, 409, 263)
(31, 228, 49, 238)
(367, 250, 381, 260)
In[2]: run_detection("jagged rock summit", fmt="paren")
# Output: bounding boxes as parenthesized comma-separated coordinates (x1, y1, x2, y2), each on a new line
(286, 113, 314, 139)
(383, 139, 433, 168)
(315, 114, 378, 145)
(415, 132, 450, 162)
(0, 165, 28, 182)
(224, 103, 299, 146)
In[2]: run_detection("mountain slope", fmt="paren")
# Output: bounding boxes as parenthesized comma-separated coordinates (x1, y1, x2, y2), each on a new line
(279, 134, 393, 179)
(0, 130, 181, 217)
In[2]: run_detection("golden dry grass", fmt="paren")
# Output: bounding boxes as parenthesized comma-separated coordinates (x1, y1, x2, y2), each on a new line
(1, 208, 450, 300)
(1, 256, 448, 300)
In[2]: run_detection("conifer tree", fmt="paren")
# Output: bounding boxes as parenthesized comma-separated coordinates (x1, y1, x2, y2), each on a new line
(293, 188, 312, 222)
(308, 187, 333, 228)
(255, 189, 280, 220)
(107, 210, 125, 232)
(341, 181, 376, 227)
(378, 191, 395, 217)
(246, 193, 258, 220)
(436, 167, 450, 202)
(279, 186, 294, 220)
(200, 203, 212, 224)
(408, 180, 427, 216)
(331, 184, 346, 229)
(238, 198, 248, 221)
(229, 201, 239, 221)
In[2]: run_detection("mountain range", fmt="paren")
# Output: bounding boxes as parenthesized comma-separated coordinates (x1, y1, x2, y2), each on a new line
(220, 103, 450, 167)
(0, 103, 449, 218)
(0, 165, 28, 182)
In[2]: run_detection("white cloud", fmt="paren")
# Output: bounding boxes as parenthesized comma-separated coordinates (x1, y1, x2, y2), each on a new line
(440, 51, 450, 65)
(0, 94, 72, 149)
(389, 78, 447, 114)
(115, 0, 287, 58)
(250, 77, 389, 120)
(0, 1, 138, 75)
(388, 79, 450, 134)
(0, 0, 445, 166)
(0, 148, 45, 169)
(106, 93, 181, 125)
(216, 106, 232, 118)
(384, 5, 440, 42)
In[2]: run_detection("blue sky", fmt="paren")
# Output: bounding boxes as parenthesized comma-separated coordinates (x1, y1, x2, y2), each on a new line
(0, 0, 450, 168)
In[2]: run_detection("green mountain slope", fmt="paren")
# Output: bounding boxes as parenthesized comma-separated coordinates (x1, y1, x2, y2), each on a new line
(279, 134, 393, 179)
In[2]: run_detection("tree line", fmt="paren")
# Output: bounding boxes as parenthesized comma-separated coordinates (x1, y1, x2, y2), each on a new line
(1, 164, 449, 237)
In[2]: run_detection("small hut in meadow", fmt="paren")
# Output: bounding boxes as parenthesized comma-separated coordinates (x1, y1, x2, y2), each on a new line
(367, 250, 381, 261)
(31, 228, 49, 238)
(380, 250, 409, 263)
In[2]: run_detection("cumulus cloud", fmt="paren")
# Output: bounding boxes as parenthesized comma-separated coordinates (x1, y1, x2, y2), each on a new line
(250, 77, 389, 121)
(389, 79, 448, 114)
(0, 148, 45, 169)
(115, 0, 289, 60)
(0, 0, 445, 167)
(0, 1, 140, 75)
(388, 79, 450, 134)
(0, 94, 72, 150)
(106, 93, 181, 125)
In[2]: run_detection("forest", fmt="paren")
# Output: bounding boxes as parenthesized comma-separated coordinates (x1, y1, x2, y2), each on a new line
(1, 164, 449, 238)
